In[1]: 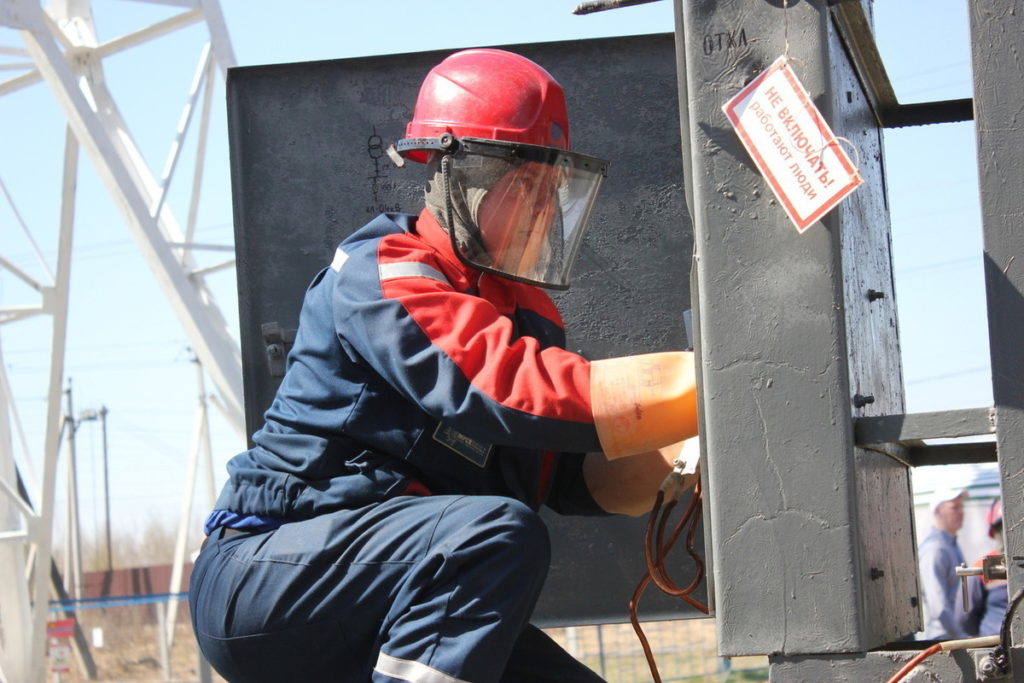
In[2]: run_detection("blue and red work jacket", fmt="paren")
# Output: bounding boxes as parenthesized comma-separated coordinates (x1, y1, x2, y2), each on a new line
(205, 209, 606, 533)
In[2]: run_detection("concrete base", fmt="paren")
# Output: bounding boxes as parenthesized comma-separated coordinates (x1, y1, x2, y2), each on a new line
(769, 647, 1010, 682)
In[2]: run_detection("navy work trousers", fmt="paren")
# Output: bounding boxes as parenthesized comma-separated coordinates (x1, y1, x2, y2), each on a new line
(189, 495, 605, 682)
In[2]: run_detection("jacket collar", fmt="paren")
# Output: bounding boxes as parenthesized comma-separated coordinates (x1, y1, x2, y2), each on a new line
(414, 207, 482, 291)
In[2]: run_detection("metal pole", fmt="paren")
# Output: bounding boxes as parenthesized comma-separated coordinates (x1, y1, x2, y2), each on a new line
(99, 406, 110, 571)
(196, 648, 213, 683)
(969, 0, 1024, 671)
(64, 380, 82, 601)
(27, 124, 79, 683)
(165, 352, 207, 650)
(156, 600, 171, 681)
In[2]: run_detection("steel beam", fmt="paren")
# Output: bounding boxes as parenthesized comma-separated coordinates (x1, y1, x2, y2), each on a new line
(829, 0, 972, 128)
(0, 341, 33, 683)
(855, 407, 996, 446)
(23, 128, 78, 683)
(14, 0, 244, 431)
(769, 647, 995, 682)
(0, 2, 241, 679)
(970, 0, 1024, 673)
(675, 0, 915, 656)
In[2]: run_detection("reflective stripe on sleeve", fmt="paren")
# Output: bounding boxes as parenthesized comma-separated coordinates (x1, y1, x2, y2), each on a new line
(330, 248, 349, 272)
(378, 259, 450, 286)
(374, 652, 471, 683)
(379, 261, 451, 287)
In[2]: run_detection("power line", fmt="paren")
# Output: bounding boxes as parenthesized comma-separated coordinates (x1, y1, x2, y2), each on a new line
(895, 254, 981, 276)
(889, 59, 970, 83)
(0, 338, 192, 355)
(906, 366, 989, 386)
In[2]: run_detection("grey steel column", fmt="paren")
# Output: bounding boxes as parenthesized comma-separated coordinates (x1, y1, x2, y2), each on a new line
(970, 0, 1024, 667)
(675, 0, 915, 656)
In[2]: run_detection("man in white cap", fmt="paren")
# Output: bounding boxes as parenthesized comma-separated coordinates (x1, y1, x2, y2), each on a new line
(918, 486, 969, 640)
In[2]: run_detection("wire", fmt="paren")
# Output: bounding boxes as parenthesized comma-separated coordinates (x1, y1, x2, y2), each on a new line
(885, 643, 942, 683)
(646, 492, 706, 608)
(998, 587, 1024, 659)
(629, 477, 708, 683)
(886, 635, 1003, 683)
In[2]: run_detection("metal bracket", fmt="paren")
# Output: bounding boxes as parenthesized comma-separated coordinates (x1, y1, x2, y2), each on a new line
(958, 555, 1008, 612)
(829, 0, 973, 128)
(855, 407, 996, 445)
(854, 407, 997, 466)
(975, 648, 1011, 680)
(260, 322, 296, 378)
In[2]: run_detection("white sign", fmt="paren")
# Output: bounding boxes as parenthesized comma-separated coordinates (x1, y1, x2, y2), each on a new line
(722, 56, 863, 232)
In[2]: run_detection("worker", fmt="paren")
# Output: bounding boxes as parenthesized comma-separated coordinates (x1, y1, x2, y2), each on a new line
(189, 48, 699, 683)
(961, 497, 1008, 637)
(918, 487, 969, 640)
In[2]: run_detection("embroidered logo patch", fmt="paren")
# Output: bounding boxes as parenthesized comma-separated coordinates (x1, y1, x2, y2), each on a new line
(433, 423, 493, 468)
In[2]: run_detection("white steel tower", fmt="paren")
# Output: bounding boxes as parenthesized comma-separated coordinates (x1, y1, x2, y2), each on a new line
(0, 1, 241, 680)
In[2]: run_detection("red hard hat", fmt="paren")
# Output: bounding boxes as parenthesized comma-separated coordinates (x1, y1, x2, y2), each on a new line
(987, 498, 1003, 538)
(401, 48, 570, 163)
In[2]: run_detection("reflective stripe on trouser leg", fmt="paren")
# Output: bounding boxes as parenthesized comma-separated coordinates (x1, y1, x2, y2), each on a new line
(375, 652, 472, 683)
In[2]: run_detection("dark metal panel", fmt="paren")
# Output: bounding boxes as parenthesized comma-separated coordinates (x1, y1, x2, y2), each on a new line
(226, 34, 705, 626)
(676, 0, 912, 655)
(969, 0, 1024, 667)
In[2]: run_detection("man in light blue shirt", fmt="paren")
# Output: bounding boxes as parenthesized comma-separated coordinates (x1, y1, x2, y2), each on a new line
(918, 487, 969, 640)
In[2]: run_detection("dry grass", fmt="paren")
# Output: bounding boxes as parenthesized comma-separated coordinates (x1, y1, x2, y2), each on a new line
(51, 614, 766, 683)
(48, 522, 766, 682)
(53, 614, 225, 682)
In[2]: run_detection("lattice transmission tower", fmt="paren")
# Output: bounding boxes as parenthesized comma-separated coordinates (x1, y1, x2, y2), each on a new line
(0, 1, 241, 680)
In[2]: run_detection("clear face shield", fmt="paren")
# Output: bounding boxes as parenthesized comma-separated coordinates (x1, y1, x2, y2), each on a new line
(403, 135, 608, 289)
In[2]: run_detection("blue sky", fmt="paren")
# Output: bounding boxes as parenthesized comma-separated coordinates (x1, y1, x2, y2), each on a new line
(0, 0, 993, 546)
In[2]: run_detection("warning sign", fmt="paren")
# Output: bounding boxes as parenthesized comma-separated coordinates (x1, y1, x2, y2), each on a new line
(722, 56, 862, 232)
(47, 618, 75, 674)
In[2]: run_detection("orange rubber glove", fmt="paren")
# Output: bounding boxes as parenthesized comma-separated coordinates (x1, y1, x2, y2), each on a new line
(583, 436, 701, 516)
(590, 351, 699, 459)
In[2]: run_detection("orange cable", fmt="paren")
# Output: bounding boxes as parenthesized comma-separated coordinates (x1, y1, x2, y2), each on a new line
(885, 643, 942, 683)
(630, 482, 710, 683)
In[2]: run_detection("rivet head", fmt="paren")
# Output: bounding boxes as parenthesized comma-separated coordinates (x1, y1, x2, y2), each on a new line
(853, 394, 875, 408)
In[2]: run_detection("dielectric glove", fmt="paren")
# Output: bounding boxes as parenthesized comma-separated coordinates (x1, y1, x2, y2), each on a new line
(590, 351, 699, 459)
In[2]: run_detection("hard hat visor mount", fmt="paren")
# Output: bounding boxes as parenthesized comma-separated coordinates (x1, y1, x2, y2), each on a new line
(400, 135, 608, 290)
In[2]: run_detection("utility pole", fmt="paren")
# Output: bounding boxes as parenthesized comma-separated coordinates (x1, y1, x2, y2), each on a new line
(166, 349, 213, 650)
(63, 379, 83, 601)
(78, 406, 110, 571)
(99, 406, 109, 571)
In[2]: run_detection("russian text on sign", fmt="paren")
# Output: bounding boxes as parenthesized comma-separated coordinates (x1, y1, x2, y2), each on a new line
(722, 56, 862, 232)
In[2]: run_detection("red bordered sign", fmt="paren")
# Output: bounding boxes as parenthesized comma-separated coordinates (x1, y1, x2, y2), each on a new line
(722, 56, 863, 232)
(47, 619, 75, 674)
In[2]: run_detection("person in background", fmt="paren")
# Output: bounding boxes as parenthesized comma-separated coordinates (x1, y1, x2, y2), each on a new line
(918, 487, 970, 640)
(961, 497, 1008, 637)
